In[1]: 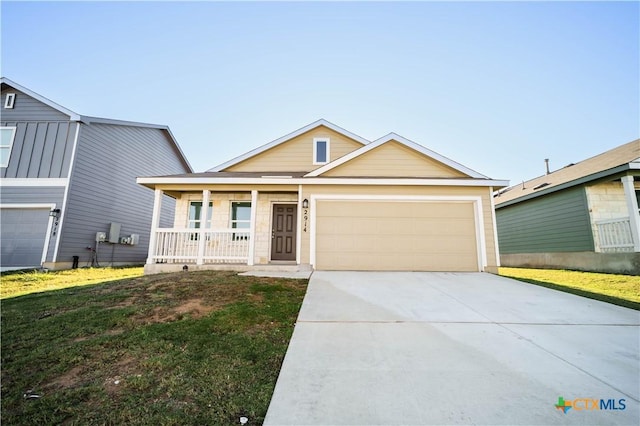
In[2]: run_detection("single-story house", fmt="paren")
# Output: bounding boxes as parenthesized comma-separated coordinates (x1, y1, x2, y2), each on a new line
(0, 77, 192, 271)
(137, 119, 508, 274)
(494, 139, 640, 275)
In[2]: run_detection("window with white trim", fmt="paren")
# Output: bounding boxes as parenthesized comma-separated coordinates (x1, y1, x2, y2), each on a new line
(4, 93, 15, 109)
(313, 138, 330, 165)
(0, 127, 16, 168)
(188, 201, 213, 229)
(231, 201, 251, 240)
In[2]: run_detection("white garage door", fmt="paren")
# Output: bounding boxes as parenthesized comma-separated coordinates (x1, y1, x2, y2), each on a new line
(0, 208, 51, 268)
(315, 200, 479, 271)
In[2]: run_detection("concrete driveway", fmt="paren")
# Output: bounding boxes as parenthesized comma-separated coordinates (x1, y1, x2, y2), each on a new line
(264, 272, 639, 425)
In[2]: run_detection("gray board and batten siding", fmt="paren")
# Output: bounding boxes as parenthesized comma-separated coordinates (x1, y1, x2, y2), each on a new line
(1, 121, 78, 179)
(495, 186, 595, 254)
(57, 122, 181, 267)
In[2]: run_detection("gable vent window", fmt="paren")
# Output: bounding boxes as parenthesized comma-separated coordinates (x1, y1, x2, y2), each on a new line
(313, 138, 330, 165)
(0, 127, 16, 167)
(4, 93, 15, 109)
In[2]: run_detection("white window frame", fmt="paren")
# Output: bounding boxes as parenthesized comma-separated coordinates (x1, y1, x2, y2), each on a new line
(313, 137, 330, 165)
(230, 201, 251, 240)
(0, 126, 17, 168)
(187, 201, 213, 229)
(4, 93, 15, 109)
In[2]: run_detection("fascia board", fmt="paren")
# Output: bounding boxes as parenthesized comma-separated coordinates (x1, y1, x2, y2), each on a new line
(207, 119, 370, 172)
(137, 176, 509, 187)
(494, 164, 634, 208)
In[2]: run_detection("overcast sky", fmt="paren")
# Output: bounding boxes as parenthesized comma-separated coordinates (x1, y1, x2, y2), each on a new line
(2, 1, 638, 184)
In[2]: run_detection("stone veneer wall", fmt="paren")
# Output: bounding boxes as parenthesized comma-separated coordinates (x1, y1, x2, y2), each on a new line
(175, 192, 298, 264)
(585, 182, 627, 252)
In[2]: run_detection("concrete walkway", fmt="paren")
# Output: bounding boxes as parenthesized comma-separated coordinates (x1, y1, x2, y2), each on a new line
(264, 272, 640, 425)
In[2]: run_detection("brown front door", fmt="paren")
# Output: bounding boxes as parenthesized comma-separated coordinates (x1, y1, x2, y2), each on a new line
(271, 204, 297, 261)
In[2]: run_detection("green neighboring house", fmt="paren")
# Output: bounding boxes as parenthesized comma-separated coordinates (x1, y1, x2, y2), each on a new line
(494, 139, 640, 275)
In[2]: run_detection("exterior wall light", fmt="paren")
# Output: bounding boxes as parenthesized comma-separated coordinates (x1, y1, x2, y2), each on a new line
(49, 208, 61, 218)
(302, 199, 309, 209)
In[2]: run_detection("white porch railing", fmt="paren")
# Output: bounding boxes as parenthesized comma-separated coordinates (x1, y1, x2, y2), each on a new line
(151, 228, 251, 264)
(596, 217, 634, 253)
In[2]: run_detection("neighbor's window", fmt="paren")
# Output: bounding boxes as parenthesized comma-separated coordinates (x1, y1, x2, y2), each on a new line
(4, 93, 16, 109)
(188, 201, 213, 229)
(231, 201, 251, 240)
(313, 138, 330, 165)
(0, 127, 16, 167)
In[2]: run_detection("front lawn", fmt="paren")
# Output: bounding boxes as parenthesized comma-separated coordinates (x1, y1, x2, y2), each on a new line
(499, 267, 640, 310)
(1, 266, 145, 299)
(1, 270, 308, 425)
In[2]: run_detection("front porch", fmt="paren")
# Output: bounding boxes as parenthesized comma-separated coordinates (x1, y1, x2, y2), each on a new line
(146, 187, 310, 272)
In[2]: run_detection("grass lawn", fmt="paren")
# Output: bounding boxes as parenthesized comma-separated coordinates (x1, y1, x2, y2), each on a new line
(1, 269, 308, 425)
(1, 267, 145, 299)
(499, 267, 640, 310)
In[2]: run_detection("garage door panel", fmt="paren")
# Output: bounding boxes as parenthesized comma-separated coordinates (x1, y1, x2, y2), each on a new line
(315, 200, 478, 271)
(0, 208, 50, 268)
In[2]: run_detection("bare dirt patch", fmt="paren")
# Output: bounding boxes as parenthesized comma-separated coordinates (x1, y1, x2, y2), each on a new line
(46, 365, 84, 389)
(103, 356, 140, 395)
(137, 298, 218, 325)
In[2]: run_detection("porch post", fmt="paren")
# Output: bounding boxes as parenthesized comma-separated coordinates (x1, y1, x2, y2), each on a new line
(248, 190, 258, 266)
(621, 175, 640, 251)
(146, 188, 163, 264)
(196, 189, 210, 265)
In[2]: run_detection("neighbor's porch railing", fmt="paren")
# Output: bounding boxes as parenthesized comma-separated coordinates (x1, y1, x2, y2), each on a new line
(151, 228, 251, 264)
(595, 217, 634, 253)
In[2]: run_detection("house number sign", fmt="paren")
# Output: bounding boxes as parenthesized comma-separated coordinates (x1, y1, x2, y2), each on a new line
(303, 209, 308, 232)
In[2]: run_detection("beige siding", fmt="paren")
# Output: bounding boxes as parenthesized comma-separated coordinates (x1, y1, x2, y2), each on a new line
(322, 141, 468, 178)
(316, 200, 478, 271)
(224, 126, 363, 172)
(167, 183, 499, 271)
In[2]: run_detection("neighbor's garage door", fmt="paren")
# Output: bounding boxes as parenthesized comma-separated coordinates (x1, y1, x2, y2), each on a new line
(315, 200, 479, 271)
(0, 208, 50, 268)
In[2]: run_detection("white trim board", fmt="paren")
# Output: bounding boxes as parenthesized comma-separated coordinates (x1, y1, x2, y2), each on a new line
(0, 178, 68, 187)
(52, 121, 81, 262)
(138, 176, 509, 188)
(309, 194, 487, 272)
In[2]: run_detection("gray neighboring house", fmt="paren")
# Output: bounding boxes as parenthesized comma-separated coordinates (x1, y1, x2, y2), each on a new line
(494, 139, 640, 275)
(0, 78, 192, 271)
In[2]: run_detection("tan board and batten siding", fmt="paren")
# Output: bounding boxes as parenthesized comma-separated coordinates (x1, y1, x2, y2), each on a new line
(224, 125, 364, 172)
(322, 140, 469, 178)
(316, 200, 478, 271)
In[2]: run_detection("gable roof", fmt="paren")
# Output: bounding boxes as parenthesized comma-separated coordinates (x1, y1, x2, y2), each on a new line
(208, 119, 370, 172)
(1, 77, 193, 172)
(306, 132, 489, 179)
(495, 139, 640, 206)
(1, 77, 82, 121)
